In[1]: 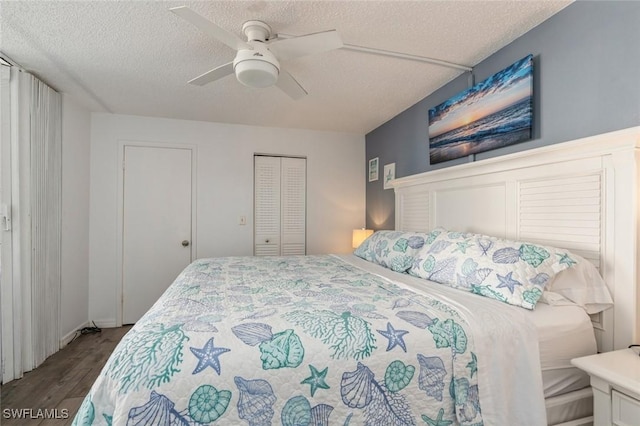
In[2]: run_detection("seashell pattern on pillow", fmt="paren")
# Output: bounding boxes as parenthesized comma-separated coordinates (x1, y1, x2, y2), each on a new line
(409, 229, 578, 309)
(353, 230, 436, 272)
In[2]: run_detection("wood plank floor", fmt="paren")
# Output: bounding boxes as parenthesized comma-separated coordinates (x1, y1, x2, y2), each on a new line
(1, 326, 131, 425)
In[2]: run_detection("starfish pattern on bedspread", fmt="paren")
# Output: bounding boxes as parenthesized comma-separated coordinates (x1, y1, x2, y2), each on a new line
(190, 337, 230, 375)
(422, 408, 454, 426)
(377, 322, 409, 352)
(301, 364, 330, 397)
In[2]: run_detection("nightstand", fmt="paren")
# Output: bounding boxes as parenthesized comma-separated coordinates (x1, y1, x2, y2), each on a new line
(571, 349, 640, 426)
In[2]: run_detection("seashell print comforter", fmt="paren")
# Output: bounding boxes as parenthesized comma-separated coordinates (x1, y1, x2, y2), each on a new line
(73, 254, 547, 425)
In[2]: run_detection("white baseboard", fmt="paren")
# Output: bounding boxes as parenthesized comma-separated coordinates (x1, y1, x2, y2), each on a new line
(59, 321, 89, 348)
(59, 319, 119, 348)
(92, 319, 117, 329)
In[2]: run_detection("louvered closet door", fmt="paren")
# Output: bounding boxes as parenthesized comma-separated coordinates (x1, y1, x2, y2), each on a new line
(255, 156, 282, 256)
(254, 155, 306, 256)
(281, 157, 306, 255)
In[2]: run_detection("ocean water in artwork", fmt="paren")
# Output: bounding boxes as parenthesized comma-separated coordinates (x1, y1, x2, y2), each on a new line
(429, 99, 531, 163)
(429, 54, 533, 164)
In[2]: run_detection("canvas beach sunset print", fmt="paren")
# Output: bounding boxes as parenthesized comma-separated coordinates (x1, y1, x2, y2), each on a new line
(429, 54, 533, 164)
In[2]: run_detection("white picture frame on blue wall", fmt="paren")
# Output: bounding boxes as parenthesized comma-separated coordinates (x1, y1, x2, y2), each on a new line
(368, 157, 379, 182)
(383, 163, 395, 189)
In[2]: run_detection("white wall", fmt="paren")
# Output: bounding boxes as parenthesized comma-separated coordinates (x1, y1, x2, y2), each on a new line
(89, 113, 365, 326)
(60, 94, 91, 344)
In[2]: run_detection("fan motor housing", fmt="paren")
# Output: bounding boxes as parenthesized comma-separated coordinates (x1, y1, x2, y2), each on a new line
(233, 48, 280, 88)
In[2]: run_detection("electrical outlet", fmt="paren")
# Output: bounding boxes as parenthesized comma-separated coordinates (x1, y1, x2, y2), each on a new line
(239, 215, 246, 225)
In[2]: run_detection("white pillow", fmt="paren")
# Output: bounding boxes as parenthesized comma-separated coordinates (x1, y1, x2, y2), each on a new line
(544, 255, 613, 314)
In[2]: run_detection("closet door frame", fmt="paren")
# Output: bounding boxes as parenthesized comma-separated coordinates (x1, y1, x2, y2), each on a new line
(253, 154, 307, 256)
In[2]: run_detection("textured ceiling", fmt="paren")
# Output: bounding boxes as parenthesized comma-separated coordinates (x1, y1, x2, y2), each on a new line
(0, 1, 571, 134)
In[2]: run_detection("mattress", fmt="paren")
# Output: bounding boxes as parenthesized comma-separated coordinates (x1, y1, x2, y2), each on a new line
(528, 301, 597, 398)
(544, 387, 593, 425)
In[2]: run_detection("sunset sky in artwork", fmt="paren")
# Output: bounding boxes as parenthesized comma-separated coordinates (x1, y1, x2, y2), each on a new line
(429, 56, 533, 138)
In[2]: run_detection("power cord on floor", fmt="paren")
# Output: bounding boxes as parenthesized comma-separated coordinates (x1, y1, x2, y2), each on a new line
(70, 321, 102, 343)
(80, 321, 102, 335)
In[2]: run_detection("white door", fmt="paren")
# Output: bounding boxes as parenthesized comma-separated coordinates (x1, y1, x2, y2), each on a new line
(122, 146, 192, 324)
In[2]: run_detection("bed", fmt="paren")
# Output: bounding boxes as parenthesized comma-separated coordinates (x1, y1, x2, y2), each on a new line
(73, 245, 601, 426)
(73, 126, 640, 426)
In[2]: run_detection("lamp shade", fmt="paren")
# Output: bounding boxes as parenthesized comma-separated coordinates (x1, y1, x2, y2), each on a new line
(352, 228, 374, 248)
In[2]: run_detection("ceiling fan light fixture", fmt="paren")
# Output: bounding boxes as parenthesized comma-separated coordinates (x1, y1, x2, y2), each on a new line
(233, 49, 280, 88)
(235, 59, 279, 88)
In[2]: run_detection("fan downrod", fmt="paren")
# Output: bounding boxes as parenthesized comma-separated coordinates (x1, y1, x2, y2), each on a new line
(242, 20, 272, 42)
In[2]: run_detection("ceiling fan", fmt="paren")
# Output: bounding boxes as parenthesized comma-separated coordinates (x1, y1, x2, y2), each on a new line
(170, 6, 343, 100)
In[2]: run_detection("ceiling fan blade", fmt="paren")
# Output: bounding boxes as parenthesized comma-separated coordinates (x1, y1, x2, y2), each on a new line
(268, 30, 343, 61)
(170, 6, 250, 51)
(275, 70, 307, 100)
(188, 62, 234, 86)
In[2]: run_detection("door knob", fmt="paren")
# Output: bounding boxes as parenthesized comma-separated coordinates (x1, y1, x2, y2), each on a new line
(182, 240, 190, 247)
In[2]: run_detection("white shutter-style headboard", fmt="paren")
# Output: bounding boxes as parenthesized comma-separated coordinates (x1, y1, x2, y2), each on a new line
(393, 126, 640, 352)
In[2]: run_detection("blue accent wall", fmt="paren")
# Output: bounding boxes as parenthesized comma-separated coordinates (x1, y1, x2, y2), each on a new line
(365, 1, 640, 230)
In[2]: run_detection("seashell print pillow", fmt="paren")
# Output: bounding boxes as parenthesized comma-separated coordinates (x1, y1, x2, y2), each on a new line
(408, 229, 578, 309)
(353, 230, 436, 273)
